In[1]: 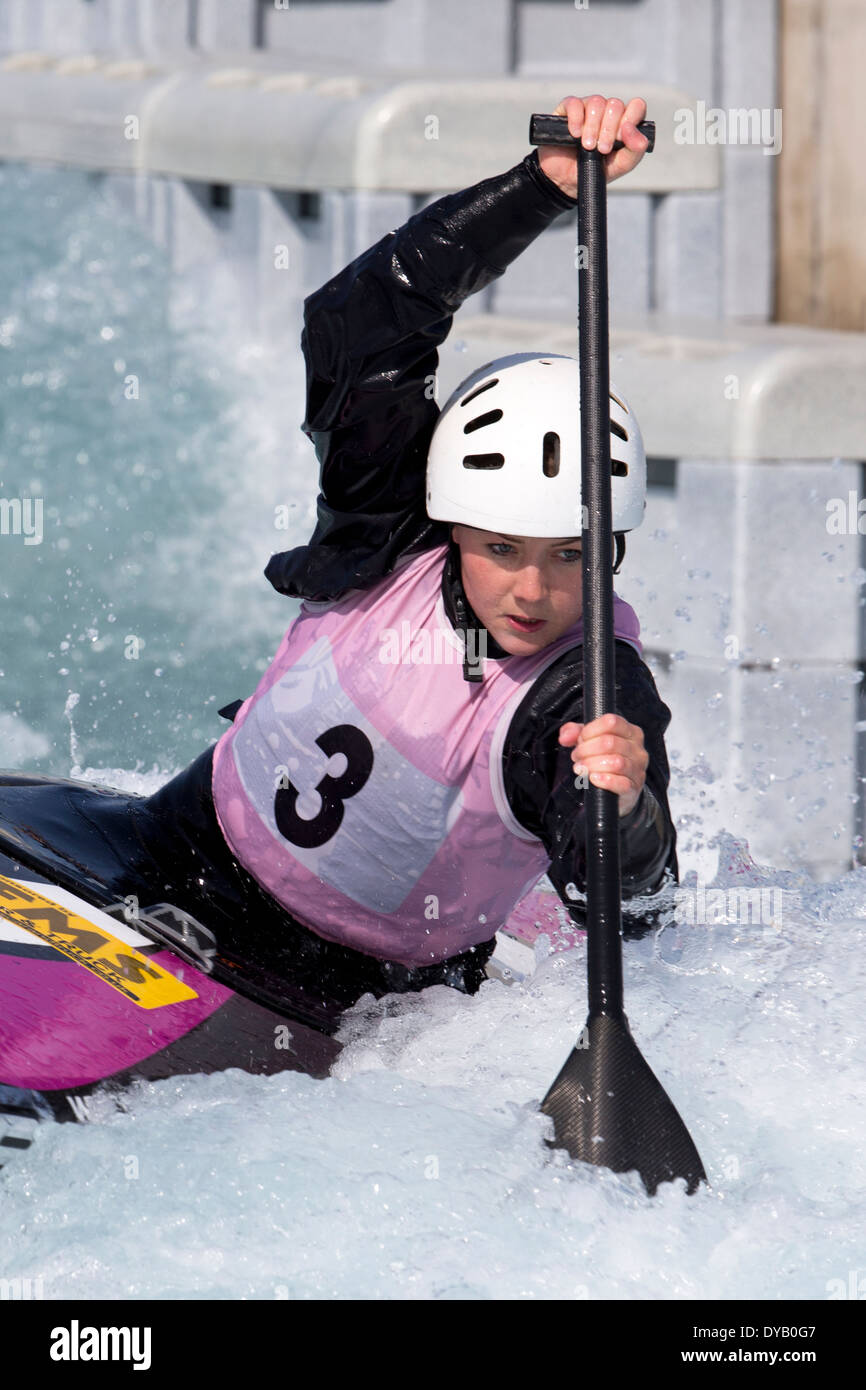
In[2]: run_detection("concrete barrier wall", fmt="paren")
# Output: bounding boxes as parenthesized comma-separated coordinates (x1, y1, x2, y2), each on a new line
(0, 0, 776, 323)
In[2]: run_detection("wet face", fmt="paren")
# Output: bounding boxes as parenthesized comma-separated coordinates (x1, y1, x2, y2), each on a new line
(451, 524, 583, 656)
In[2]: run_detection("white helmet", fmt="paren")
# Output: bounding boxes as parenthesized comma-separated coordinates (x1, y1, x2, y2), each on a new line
(426, 352, 646, 536)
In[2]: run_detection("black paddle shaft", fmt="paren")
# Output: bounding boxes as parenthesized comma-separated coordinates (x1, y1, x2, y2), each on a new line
(529, 113, 653, 1019)
(579, 148, 622, 1017)
(528, 114, 707, 1195)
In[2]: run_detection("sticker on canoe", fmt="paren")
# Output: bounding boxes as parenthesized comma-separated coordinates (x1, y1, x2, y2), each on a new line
(0, 874, 197, 1010)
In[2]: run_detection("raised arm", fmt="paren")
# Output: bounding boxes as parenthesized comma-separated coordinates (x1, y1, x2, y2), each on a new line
(264, 150, 578, 603)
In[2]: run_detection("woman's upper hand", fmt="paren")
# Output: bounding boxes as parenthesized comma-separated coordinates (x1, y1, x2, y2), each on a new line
(537, 94, 650, 199)
(559, 712, 649, 818)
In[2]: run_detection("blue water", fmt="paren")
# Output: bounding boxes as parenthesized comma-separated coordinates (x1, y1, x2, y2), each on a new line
(0, 162, 309, 777)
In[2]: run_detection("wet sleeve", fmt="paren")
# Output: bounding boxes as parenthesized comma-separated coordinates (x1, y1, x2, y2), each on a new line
(264, 151, 578, 602)
(502, 643, 678, 933)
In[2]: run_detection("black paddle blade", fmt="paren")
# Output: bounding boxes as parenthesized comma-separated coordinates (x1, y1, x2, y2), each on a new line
(540, 1013, 707, 1196)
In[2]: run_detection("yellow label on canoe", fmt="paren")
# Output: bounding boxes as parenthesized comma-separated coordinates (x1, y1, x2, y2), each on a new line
(0, 874, 198, 1010)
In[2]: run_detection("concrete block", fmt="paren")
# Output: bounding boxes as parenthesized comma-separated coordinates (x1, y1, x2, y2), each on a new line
(406, 0, 512, 76)
(164, 179, 267, 337)
(107, 0, 143, 51)
(253, 0, 508, 76)
(36, 0, 106, 53)
(487, 216, 575, 324)
(287, 191, 333, 296)
(514, 0, 667, 79)
(624, 457, 863, 665)
(302, 188, 405, 281)
(138, 0, 195, 54)
(609, 193, 653, 318)
(488, 194, 650, 323)
(254, 187, 315, 344)
(340, 190, 416, 261)
(314, 190, 350, 281)
(448, 315, 866, 462)
(196, 0, 258, 53)
(606, 322, 866, 461)
(722, 145, 774, 321)
(654, 191, 722, 318)
(659, 659, 858, 878)
(613, 473, 693, 656)
(260, 0, 392, 69)
(719, 0, 778, 321)
(668, 0, 716, 98)
(0, 0, 43, 52)
(0, 62, 716, 196)
(736, 459, 863, 665)
(720, 0, 777, 110)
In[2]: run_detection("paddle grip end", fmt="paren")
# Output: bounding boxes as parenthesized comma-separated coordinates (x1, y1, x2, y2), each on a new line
(529, 114, 655, 154)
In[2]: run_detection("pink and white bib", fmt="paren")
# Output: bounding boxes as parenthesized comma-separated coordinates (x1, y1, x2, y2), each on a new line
(212, 543, 641, 967)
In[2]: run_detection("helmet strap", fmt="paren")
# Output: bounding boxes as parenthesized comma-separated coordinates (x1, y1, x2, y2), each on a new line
(444, 535, 508, 683)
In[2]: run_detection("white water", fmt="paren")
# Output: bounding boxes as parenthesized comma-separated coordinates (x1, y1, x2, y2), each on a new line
(1, 168, 864, 1303)
(1, 826, 864, 1301)
(0, 163, 310, 776)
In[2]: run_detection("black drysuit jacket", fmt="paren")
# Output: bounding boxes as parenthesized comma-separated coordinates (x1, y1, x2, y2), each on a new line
(260, 148, 678, 927)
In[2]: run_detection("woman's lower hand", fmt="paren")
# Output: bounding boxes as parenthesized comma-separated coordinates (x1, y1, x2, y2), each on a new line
(559, 712, 649, 817)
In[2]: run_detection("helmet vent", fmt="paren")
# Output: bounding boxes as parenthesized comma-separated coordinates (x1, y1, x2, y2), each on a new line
(460, 378, 499, 408)
(611, 419, 628, 442)
(542, 431, 561, 477)
(463, 408, 503, 435)
(611, 458, 628, 477)
(610, 390, 628, 413)
(462, 453, 505, 470)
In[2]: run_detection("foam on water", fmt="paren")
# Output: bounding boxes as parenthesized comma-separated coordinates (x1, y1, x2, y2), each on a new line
(1, 812, 863, 1301)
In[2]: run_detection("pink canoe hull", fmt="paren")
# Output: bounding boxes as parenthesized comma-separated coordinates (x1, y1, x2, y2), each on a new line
(0, 878, 580, 1097)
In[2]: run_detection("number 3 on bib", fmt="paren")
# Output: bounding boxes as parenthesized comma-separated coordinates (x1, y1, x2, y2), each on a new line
(273, 723, 374, 849)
